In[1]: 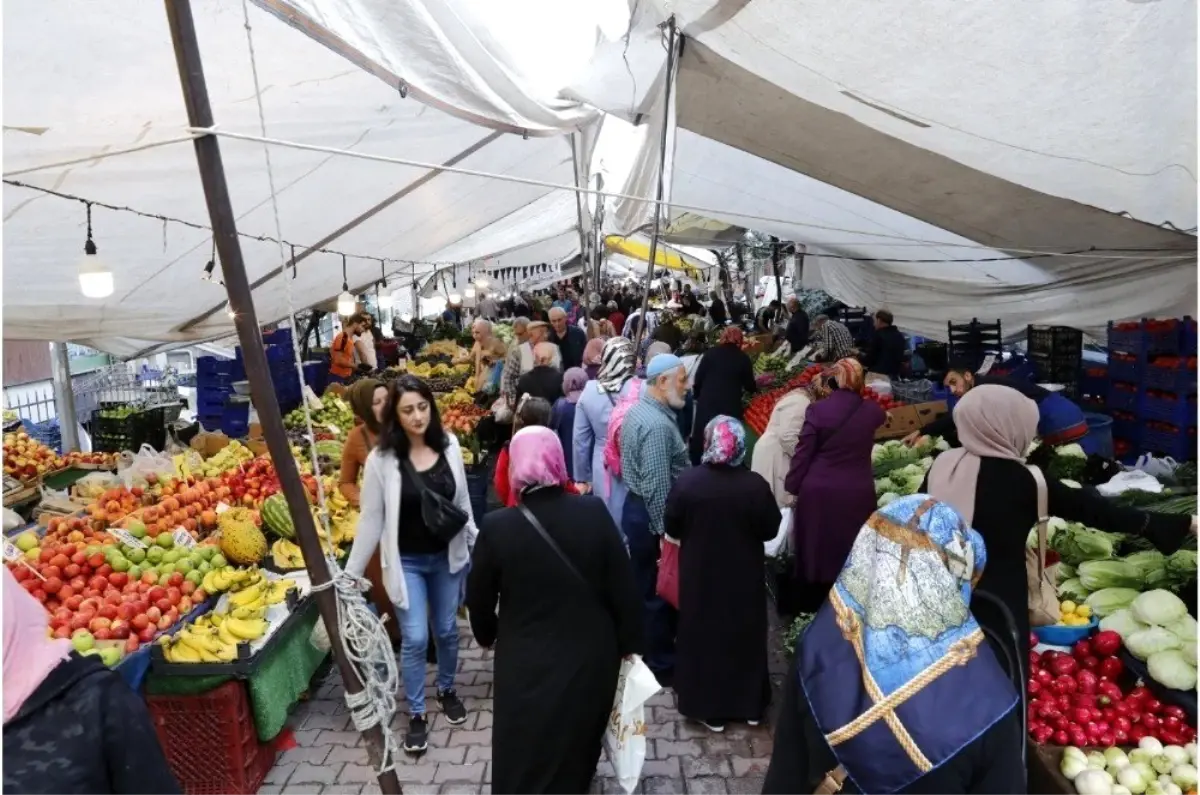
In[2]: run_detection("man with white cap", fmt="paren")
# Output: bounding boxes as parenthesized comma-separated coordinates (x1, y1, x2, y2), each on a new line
(619, 352, 690, 684)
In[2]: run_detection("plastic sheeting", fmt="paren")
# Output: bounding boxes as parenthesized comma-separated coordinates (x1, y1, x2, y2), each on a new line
(581, 0, 1196, 340)
(2, 0, 598, 355)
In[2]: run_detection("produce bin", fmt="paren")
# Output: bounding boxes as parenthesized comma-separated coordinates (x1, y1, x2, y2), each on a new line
(145, 679, 276, 795)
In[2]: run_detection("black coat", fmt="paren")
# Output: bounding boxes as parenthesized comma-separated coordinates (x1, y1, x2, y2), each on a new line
(786, 309, 810, 352)
(467, 489, 644, 794)
(689, 345, 757, 463)
(764, 654, 1025, 794)
(516, 365, 563, 405)
(709, 298, 727, 326)
(922, 459, 1191, 666)
(665, 465, 779, 721)
(863, 324, 906, 377)
(3, 654, 181, 794)
(551, 325, 588, 370)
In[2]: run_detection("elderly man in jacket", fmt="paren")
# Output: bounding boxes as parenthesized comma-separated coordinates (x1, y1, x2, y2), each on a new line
(548, 306, 588, 370)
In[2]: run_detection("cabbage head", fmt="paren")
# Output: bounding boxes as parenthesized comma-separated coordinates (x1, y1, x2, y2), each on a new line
(1146, 649, 1198, 691)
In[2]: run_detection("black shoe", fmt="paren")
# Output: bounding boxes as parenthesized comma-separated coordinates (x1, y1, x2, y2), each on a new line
(404, 715, 429, 754)
(438, 689, 468, 725)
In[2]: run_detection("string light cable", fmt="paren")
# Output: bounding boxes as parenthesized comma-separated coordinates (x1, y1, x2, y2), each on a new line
(239, 0, 399, 776)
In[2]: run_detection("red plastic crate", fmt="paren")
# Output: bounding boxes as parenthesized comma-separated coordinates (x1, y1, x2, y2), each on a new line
(145, 680, 277, 795)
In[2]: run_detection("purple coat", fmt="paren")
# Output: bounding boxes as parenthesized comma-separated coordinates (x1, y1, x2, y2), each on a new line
(784, 389, 885, 585)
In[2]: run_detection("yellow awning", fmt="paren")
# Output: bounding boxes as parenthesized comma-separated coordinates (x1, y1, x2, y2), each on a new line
(604, 235, 702, 279)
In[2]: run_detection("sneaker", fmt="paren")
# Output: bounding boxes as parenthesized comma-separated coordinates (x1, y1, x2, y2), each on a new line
(404, 715, 429, 754)
(747, 720, 761, 727)
(439, 689, 468, 725)
(700, 719, 726, 733)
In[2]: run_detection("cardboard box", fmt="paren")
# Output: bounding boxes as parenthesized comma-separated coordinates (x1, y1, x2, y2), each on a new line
(743, 333, 775, 357)
(912, 400, 949, 428)
(875, 406, 921, 439)
(190, 431, 230, 458)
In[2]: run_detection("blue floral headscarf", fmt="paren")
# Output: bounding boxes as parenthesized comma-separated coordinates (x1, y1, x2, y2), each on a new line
(796, 495, 1018, 794)
(701, 415, 746, 467)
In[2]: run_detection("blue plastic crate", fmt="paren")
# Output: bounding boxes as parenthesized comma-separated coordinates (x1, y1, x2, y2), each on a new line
(1107, 319, 1187, 356)
(196, 373, 234, 391)
(1185, 320, 1198, 356)
(196, 356, 232, 376)
(197, 413, 223, 431)
(262, 328, 293, 349)
(1078, 373, 1110, 399)
(1144, 365, 1198, 393)
(1106, 386, 1141, 413)
(1141, 425, 1197, 461)
(1111, 415, 1141, 444)
(1107, 358, 1143, 382)
(1143, 393, 1198, 426)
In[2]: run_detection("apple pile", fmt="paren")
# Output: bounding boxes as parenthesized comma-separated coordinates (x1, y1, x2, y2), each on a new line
(220, 457, 317, 508)
(3, 430, 66, 482)
(10, 536, 209, 654)
(1028, 629, 1196, 748)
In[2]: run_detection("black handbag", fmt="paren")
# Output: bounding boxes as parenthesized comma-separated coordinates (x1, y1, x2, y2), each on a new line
(401, 456, 468, 544)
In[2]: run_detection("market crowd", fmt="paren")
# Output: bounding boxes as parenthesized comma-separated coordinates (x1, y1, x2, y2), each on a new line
(330, 278, 1195, 794)
(12, 280, 1196, 795)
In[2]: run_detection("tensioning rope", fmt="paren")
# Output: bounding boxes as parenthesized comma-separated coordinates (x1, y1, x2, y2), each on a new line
(238, 0, 400, 775)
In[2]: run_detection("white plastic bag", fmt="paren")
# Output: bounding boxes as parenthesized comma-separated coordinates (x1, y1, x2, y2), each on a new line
(1096, 469, 1166, 497)
(605, 656, 661, 795)
(765, 510, 792, 558)
(117, 444, 175, 489)
(1132, 454, 1179, 482)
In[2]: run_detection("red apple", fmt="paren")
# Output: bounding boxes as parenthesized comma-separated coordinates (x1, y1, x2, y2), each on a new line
(137, 625, 156, 643)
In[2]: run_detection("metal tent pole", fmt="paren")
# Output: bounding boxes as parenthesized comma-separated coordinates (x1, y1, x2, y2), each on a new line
(162, 3, 401, 791)
(633, 16, 677, 352)
(49, 343, 80, 453)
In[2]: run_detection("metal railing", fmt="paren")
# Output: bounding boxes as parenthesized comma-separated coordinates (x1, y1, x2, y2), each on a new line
(3, 383, 57, 425)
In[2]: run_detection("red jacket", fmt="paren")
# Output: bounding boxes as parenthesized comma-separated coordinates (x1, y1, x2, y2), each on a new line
(493, 445, 579, 508)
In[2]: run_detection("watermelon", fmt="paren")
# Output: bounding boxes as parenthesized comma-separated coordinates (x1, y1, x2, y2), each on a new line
(261, 493, 295, 539)
(314, 440, 344, 460)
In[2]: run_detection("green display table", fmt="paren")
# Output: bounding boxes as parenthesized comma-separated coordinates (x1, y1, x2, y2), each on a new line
(144, 601, 329, 742)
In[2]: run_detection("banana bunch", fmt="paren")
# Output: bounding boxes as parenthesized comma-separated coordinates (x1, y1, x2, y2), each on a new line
(201, 565, 258, 595)
(160, 624, 238, 663)
(332, 509, 358, 545)
(227, 576, 293, 610)
(271, 538, 304, 570)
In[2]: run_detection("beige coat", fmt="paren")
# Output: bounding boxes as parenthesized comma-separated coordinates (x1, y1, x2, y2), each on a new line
(750, 389, 813, 507)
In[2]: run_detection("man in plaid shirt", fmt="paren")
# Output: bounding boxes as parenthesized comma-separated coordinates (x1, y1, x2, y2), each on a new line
(620, 353, 690, 682)
(811, 315, 856, 362)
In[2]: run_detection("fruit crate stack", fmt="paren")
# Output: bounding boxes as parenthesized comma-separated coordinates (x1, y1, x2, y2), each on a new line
(947, 318, 1003, 374)
(1106, 317, 1198, 461)
(1026, 325, 1084, 399)
(835, 306, 873, 346)
(235, 329, 301, 417)
(91, 402, 154, 453)
(195, 356, 243, 432)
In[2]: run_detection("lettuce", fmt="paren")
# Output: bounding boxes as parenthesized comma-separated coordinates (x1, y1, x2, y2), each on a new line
(1078, 559, 1143, 591)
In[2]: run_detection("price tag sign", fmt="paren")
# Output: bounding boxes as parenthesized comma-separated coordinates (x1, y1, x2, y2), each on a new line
(173, 528, 197, 549)
(3, 541, 21, 561)
(109, 528, 146, 549)
(215, 502, 231, 514)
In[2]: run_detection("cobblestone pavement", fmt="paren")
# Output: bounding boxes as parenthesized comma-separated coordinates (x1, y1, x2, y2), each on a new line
(261, 606, 789, 795)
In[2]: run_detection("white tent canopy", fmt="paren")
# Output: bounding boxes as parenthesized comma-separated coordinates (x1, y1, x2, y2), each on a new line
(2, 0, 609, 356)
(3, 0, 1195, 353)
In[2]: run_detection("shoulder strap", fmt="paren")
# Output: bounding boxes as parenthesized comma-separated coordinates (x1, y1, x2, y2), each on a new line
(814, 765, 848, 794)
(400, 456, 427, 496)
(518, 504, 601, 604)
(1026, 464, 1050, 573)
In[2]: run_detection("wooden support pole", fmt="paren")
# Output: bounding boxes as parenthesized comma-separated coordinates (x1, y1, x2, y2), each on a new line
(162, 2, 401, 791)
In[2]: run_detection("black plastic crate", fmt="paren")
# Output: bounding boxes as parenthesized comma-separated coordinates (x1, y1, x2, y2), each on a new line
(948, 319, 1003, 370)
(1027, 325, 1083, 358)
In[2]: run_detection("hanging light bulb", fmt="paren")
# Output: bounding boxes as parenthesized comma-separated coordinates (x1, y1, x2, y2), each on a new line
(77, 202, 114, 298)
(337, 254, 355, 315)
(464, 286, 476, 300)
(448, 293, 462, 305)
(376, 259, 393, 309)
(474, 276, 489, 289)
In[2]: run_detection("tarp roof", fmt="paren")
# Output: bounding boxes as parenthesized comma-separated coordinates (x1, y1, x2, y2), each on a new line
(582, 0, 1197, 340)
(2, 0, 603, 356)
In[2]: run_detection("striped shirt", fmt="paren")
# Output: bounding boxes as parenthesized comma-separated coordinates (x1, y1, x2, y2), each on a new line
(620, 391, 689, 535)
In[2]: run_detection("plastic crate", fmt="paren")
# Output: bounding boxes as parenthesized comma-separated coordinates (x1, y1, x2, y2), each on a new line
(1143, 392, 1198, 426)
(1141, 424, 1197, 461)
(196, 356, 232, 376)
(1144, 364, 1198, 392)
(1111, 412, 1141, 445)
(261, 328, 293, 348)
(145, 680, 276, 795)
(197, 414, 223, 432)
(1107, 319, 1188, 356)
(1106, 384, 1142, 413)
(1185, 319, 1198, 356)
(1107, 356, 1143, 383)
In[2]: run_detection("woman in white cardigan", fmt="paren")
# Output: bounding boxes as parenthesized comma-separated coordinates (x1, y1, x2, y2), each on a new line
(344, 375, 478, 755)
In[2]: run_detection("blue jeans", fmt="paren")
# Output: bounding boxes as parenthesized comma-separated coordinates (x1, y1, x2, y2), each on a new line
(622, 494, 677, 678)
(397, 551, 464, 716)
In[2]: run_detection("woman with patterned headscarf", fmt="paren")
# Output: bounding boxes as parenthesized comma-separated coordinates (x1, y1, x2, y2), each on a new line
(784, 357, 885, 611)
(764, 496, 1024, 794)
(467, 427, 643, 794)
(572, 337, 639, 524)
(664, 416, 781, 732)
(688, 325, 757, 464)
(581, 337, 605, 380)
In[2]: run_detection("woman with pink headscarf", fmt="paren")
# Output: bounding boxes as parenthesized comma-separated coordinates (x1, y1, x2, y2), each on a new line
(466, 427, 643, 794)
(2, 568, 180, 794)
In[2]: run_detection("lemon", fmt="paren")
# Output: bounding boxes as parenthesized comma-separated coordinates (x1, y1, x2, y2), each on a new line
(1061, 600, 1077, 615)
(1075, 604, 1092, 618)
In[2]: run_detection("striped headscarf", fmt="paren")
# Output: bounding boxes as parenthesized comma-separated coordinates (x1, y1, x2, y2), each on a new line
(597, 336, 636, 394)
(701, 415, 746, 467)
(824, 358, 866, 395)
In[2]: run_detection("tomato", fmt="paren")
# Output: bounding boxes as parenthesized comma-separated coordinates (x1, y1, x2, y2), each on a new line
(1097, 656, 1124, 680)
(1090, 630, 1121, 657)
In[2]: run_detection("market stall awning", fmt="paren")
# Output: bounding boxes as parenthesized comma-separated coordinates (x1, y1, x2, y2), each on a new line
(603, 235, 706, 279)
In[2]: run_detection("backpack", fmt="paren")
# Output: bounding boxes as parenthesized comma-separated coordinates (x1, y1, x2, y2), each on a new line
(602, 379, 643, 481)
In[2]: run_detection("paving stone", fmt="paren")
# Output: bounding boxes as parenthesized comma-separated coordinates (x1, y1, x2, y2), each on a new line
(455, 684, 490, 698)
(257, 786, 285, 794)
(465, 745, 492, 763)
(652, 704, 683, 723)
(290, 762, 342, 786)
(700, 737, 752, 757)
(749, 736, 774, 758)
(433, 762, 486, 783)
(655, 739, 703, 759)
(281, 788, 324, 795)
(729, 756, 771, 777)
(336, 764, 376, 785)
(325, 746, 369, 765)
(316, 730, 364, 747)
(393, 763, 438, 785)
(646, 720, 678, 740)
(475, 710, 493, 730)
(447, 728, 492, 747)
(262, 762, 296, 786)
(278, 746, 330, 767)
(683, 756, 732, 778)
(439, 785, 482, 795)
(688, 776, 730, 794)
(414, 746, 467, 765)
(726, 775, 766, 795)
(643, 776, 685, 794)
(640, 758, 682, 778)
(303, 712, 351, 731)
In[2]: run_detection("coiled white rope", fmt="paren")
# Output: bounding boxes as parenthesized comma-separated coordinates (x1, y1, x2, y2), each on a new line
(238, 0, 399, 775)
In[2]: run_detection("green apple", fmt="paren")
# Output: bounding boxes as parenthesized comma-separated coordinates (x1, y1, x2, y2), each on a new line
(85, 544, 102, 557)
(125, 519, 147, 539)
(198, 561, 212, 575)
(156, 534, 174, 550)
(71, 630, 95, 653)
(127, 547, 146, 564)
(128, 564, 143, 580)
(157, 563, 174, 577)
(14, 531, 38, 552)
(210, 554, 227, 568)
(163, 550, 181, 565)
(24, 548, 39, 562)
(98, 647, 122, 667)
(197, 546, 216, 561)
(146, 547, 164, 565)
(111, 556, 131, 573)
(185, 570, 203, 586)
(174, 559, 193, 574)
